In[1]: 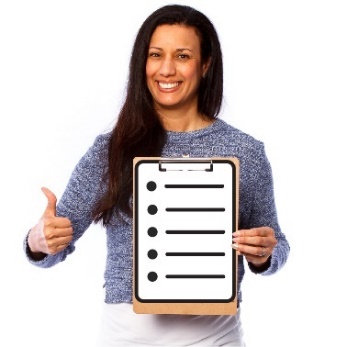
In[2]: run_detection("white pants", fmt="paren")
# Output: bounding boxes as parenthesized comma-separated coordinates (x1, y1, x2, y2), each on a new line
(96, 303, 245, 346)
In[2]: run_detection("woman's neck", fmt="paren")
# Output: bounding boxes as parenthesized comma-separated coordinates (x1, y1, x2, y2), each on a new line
(158, 109, 212, 132)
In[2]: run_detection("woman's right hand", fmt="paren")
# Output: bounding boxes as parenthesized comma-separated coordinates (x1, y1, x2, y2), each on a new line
(27, 187, 73, 256)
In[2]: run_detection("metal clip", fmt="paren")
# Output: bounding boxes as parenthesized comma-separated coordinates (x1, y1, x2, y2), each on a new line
(159, 158, 213, 172)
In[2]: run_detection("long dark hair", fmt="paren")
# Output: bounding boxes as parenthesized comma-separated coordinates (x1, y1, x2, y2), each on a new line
(93, 4, 224, 224)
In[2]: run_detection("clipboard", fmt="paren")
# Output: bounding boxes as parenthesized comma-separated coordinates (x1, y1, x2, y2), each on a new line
(133, 157, 239, 315)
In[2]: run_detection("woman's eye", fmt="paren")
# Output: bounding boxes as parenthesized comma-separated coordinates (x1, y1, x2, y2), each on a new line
(177, 54, 189, 59)
(149, 52, 160, 58)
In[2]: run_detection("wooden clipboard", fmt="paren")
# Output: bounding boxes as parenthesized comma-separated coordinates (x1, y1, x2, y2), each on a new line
(133, 157, 239, 315)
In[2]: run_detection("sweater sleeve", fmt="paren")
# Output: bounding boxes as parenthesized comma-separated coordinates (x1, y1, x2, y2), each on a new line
(23, 133, 109, 268)
(246, 143, 290, 276)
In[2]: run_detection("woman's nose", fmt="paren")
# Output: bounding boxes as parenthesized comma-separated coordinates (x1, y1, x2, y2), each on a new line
(159, 57, 176, 77)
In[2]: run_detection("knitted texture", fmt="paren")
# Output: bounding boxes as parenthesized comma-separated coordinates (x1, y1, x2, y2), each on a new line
(24, 119, 290, 303)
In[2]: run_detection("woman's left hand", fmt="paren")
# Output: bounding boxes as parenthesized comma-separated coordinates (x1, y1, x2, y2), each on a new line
(232, 227, 277, 266)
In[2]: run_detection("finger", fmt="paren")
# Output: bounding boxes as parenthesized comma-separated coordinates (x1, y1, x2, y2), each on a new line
(44, 225, 73, 240)
(41, 187, 57, 217)
(233, 227, 272, 238)
(48, 242, 71, 255)
(46, 235, 73, 251)
(44, 217, 72, 229)
(54, 226, 73, 237)
(231, 244, 241, 256)
(233, 235, 267, 247)
(232, 243, 267, 257)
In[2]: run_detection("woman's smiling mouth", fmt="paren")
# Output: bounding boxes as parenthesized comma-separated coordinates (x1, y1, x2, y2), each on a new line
(158, 82, 181, 90)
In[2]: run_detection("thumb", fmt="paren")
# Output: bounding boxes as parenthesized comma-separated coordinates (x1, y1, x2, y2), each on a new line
(41, 187, 57, 217)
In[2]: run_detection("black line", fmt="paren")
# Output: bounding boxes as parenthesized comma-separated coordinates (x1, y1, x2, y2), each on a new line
(166, 252, 225, 256)
(165, 184, 224, 189)
(166, 274, 225, 279)
(166, 208, 225, 212)
(166, 230, 225, 235)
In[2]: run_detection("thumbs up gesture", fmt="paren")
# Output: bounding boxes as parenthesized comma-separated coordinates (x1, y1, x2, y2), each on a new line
(27, 187, 73, 256)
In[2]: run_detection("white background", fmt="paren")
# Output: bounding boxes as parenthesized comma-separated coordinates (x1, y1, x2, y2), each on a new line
(1, 0, 346, 346)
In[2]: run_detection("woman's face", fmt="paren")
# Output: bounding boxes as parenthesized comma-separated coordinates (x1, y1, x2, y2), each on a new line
(146, 24, 208, 114)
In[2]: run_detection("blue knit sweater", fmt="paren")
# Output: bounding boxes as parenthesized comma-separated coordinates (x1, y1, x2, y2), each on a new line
(24, 119, 290, 304)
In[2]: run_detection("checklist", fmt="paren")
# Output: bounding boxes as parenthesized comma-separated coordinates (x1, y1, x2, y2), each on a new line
(133, 157, 239, 314)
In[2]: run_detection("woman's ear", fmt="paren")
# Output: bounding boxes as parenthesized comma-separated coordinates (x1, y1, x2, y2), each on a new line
(202, 57, 211, 78)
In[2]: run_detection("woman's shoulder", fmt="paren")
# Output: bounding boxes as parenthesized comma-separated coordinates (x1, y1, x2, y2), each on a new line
(92, 131, 112, 148)
(76, 131, 112, 170)
(213, 119, 265, 150)
(86, 131, 112, 156)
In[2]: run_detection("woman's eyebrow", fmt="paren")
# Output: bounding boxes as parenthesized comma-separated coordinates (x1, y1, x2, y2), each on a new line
(148, 47, 193, 52)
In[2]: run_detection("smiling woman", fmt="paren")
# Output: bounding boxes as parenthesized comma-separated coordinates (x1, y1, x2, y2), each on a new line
(23, 4, 290, 347)
(146, 24, 211, 131)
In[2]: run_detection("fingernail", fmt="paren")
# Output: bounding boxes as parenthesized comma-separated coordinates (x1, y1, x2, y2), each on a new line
(232, 231, 240, 237)
(231, 243, 238, 250)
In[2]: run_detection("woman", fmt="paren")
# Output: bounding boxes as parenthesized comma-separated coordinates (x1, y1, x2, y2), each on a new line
(24, 4, 290, 346)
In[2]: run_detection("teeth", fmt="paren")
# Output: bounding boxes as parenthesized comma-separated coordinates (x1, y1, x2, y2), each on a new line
(159, 82, 179, 89)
